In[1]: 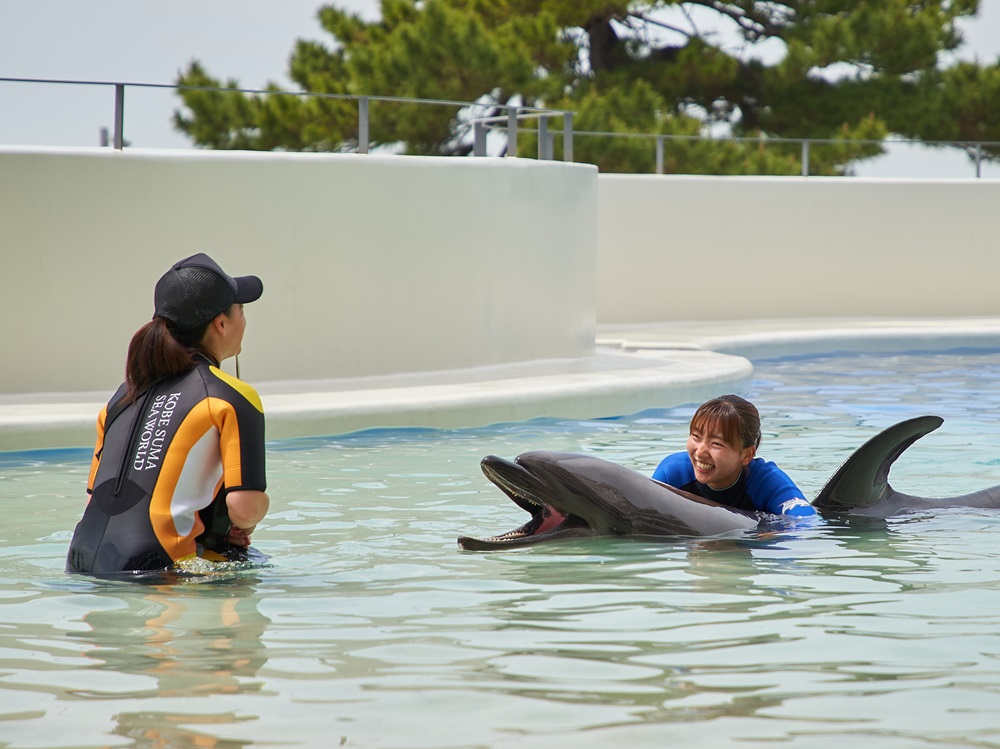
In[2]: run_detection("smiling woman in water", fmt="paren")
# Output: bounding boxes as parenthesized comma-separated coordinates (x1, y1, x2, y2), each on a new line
(652, 394, 815, 517)
(66, 253, 271, 576)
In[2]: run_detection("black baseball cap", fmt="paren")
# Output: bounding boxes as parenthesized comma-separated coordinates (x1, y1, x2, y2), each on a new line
(153, 253, 263, 332)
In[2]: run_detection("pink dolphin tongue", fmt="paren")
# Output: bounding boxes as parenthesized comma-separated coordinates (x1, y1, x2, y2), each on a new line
(535, 507, 568, 534)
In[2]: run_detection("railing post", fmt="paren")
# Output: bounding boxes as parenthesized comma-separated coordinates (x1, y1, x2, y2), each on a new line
(656, 136, 664, 174)
(507, 106, 518, 158)
(113, 83, 125, 150)
(562, 111, 573, 162)
(358, 96, 369, 154)
(976, 143, 982, 178)
(801, 139, 810, 177)
(473, 121, 487, 156)
(538, 115, 550, 160)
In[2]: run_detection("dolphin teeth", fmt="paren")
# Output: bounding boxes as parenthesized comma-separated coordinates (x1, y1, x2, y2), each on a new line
(487, 531, 527, 541)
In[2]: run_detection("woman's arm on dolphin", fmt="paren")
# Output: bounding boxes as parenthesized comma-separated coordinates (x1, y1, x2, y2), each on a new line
(747, 460, 815, 516)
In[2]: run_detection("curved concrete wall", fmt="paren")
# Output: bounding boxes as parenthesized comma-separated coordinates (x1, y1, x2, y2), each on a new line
(597, 174, 1000, 323)
(0, 148, 598, 394)
(4, 151, 997, 399)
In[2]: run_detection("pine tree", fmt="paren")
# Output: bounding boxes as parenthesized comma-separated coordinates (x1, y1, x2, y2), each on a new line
(173, 0, 998, 175)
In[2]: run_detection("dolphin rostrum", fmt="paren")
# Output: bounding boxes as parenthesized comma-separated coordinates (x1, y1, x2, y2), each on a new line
(457, 451, 760, 550)
(460, 415, 1000, 550)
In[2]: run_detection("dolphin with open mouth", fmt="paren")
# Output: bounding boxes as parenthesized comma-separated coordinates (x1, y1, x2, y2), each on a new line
(459, 415, 1000, 550)
(457, 450, 760, 550)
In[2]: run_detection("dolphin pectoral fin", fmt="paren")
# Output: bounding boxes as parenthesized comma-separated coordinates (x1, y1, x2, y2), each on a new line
(813, 415, 943, 513)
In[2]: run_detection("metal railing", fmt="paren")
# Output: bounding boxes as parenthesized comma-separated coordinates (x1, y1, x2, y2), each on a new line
(469, 109, 573, 162)
(0, 76, 574, 162)
(2, 76, 997, 177)
(571, 129, 1000, 178)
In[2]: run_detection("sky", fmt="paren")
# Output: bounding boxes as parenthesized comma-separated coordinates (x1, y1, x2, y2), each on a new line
(2, 0, 999, 178)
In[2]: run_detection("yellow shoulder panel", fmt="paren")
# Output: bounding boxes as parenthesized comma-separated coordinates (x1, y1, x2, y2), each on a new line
(209, 366, 264, 413)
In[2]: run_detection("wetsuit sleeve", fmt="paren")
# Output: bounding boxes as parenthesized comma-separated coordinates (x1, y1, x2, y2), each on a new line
(206, 368, 267, 492)
(86, 405, 109, 496)
(86, 383, 131, 497)
(652, 452, 696, 487)
(746, 459, 815, 516)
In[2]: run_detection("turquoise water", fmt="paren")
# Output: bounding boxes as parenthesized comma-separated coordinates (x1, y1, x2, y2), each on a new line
(4, 350, 1000, 748)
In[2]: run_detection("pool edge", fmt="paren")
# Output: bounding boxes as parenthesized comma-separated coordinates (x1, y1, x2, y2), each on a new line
(4, 317, 1000, 451)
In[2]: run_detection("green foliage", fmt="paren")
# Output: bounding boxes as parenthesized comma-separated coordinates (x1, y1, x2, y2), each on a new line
(173, 0, 997, 174)
(891, 62, 1000, 160)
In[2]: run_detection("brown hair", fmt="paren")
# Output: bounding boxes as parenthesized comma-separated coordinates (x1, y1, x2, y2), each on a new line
(123, 316, 214, 403)
(689, 394, 762, 450)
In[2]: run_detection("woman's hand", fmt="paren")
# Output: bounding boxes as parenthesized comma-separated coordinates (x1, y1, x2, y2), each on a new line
(227, 524, 253, 547)
(226, 489, 270, 544)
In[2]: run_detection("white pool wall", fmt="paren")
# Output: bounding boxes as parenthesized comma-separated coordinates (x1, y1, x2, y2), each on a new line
(597, 174, 1000, 323)
(0, 147, 598, 394)
(3, 147, 998, 404)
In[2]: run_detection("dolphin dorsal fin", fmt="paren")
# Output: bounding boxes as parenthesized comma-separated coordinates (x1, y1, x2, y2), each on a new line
(813, 415, 943, 511)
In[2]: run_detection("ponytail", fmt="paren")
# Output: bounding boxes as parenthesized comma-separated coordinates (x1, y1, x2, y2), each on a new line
(124, 317, 210, 402)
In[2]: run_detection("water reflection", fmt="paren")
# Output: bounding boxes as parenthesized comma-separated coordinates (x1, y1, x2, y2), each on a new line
(110, 711, 253, 749)
(68, 577, 269, 747)
(416, 516, 958, 736)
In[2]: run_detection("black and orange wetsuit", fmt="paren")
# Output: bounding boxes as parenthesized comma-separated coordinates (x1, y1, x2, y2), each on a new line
(66, 359, 267, 575)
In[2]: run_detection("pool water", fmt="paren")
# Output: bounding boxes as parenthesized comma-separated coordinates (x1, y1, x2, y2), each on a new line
(4, 350, 1000, 748)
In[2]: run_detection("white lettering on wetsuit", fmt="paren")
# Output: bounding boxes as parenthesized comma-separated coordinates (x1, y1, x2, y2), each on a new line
(132, 392, 182, 471)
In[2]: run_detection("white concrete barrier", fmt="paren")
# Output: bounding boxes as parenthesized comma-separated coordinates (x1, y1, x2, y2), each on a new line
(0, 148, 598, 394)
(4, 149, 996, 403)
(597, 174, 1000, 323)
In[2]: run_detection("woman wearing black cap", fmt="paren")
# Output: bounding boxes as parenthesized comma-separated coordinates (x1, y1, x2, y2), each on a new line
(66, 253, 270, 576)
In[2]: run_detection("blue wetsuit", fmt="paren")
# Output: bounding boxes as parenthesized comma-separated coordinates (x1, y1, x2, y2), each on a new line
(652, 453, 815, 517)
